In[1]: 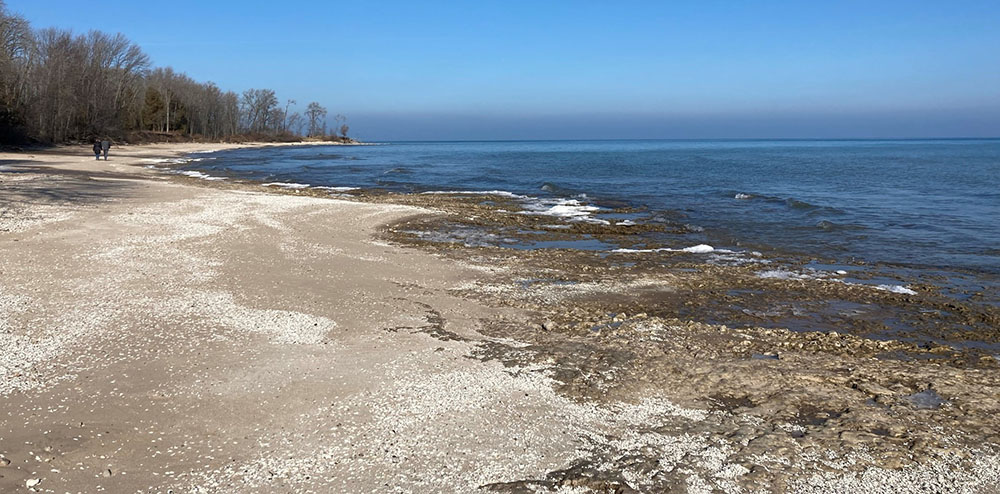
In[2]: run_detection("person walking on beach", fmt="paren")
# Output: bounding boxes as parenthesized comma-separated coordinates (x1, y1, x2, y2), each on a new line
(101, 139, 111, 160)
(92, 140, 102, 160)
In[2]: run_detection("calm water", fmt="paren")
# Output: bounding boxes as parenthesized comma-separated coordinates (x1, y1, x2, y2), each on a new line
(184, 139, 1000, 276)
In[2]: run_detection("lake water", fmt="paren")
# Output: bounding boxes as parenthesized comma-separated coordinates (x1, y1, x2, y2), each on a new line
(183, 139, 1000, 278)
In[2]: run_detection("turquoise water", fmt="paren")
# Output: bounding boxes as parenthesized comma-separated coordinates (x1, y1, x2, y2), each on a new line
(184, 139, 1000, 276)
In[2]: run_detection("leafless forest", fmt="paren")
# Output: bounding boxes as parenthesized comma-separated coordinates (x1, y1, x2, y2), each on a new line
(0, 1, 346, 144)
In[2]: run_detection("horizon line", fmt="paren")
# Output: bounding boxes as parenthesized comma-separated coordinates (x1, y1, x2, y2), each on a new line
(359, 136, 1000, 143)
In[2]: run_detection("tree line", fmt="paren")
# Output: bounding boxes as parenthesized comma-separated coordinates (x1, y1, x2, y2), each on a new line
(0, 1, 348, 144)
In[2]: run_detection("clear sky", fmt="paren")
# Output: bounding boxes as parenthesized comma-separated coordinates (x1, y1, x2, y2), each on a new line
(8, 0, 1000, 140)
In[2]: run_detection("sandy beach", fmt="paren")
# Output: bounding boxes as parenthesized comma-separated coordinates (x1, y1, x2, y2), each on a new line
(2, 143, 999, 493)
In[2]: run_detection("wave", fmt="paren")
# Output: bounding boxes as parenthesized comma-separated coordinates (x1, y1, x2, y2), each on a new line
(815, 220, 866, 231)
(313, 186, 359, 192)
(785, 198, 819, 210)
(874, 284, 918, 295)
(263, 182, 310, 189)
(757, 269, 826, 281)
(144, 164, 226, 181)
(383, 167, 412, 175)
(612, 244, 729, 254)
(755, 269, 919, 295)
(733, 191, 846, 216)
(373, 179, 415, 190)
(539, 181, 582, 197)
(517, 198, 609, 225)
(420, 190, 528, 199)
(291, 153, 350, 161)
(142, 157, 192, 165)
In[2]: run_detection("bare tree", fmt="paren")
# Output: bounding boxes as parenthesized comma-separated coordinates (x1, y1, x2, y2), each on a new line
(282, 99, 295, 132)
(0, 1, 350, 145)
(0, 0, 32, 140)
(334, 114, 348, 138)
(305, 102, 327, 137)
(286, 112, 304, 136)
(240, 88, 279, 133)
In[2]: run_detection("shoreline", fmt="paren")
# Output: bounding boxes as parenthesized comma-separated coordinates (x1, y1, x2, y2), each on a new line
(2, 143, 999, 492)
(149, 144, 1000, 353)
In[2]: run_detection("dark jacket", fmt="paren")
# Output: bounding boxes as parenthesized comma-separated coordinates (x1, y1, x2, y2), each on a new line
(93, 142, 102, 154)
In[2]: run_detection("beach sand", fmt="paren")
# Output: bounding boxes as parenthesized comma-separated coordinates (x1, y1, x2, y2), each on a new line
(2, 144, 999, 493)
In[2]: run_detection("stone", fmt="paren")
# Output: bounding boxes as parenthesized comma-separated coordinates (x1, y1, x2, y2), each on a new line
(903, 389, 947, 410)
(840, 431, 879, 445)
(856, 381, 894, 398)
(541, 321, 556, 331)
(103, 468, 113, 477)
(0, 456, 10, 466)
(26, 478, 41, 488)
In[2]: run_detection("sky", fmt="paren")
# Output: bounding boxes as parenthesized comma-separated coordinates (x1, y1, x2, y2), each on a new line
(8, 0, 1000, 140)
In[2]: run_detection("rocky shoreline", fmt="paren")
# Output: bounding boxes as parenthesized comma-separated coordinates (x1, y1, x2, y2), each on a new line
(373, 187, 1000, 492)
(180, 167, 1000, 491)
(3, 144, 998, 493)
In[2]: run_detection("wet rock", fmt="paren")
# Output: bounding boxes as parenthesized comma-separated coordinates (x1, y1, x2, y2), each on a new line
(903, 389, 948, 410)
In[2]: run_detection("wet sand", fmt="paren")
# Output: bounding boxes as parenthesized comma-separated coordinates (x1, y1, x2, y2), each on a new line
(1, 144, 999, 493)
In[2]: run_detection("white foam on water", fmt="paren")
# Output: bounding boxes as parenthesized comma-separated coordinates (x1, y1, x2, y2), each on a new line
(612, 244, 732, 254)
(263, 182, 311, 189)
(757, 269, 826, 280)
(616, 220, 637, 226)
(757, 270, 921, 296)
(314, 186, 359, 192)
(141, 159, 225, 181)
(517, 198, 610, 224)
(734, 193, 753, 200)
(176, 170, 226, 181)
(420, 190, 613, 225)
(141, 157, 208, 165)
(140, 158, 185, 164)
(874, 284, 918, 295)
(421, 190, 528, 199)
(545, 203, 599, 217)
(682, 244, 716, 253)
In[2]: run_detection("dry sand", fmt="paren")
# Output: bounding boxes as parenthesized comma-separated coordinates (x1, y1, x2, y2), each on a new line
(1, 143, 998, 493)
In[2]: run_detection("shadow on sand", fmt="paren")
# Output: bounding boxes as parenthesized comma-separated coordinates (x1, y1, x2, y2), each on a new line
(1, 161, 141, 206)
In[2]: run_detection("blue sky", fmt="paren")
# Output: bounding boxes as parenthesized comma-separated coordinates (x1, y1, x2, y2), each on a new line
(9, 0, 1000, 139)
